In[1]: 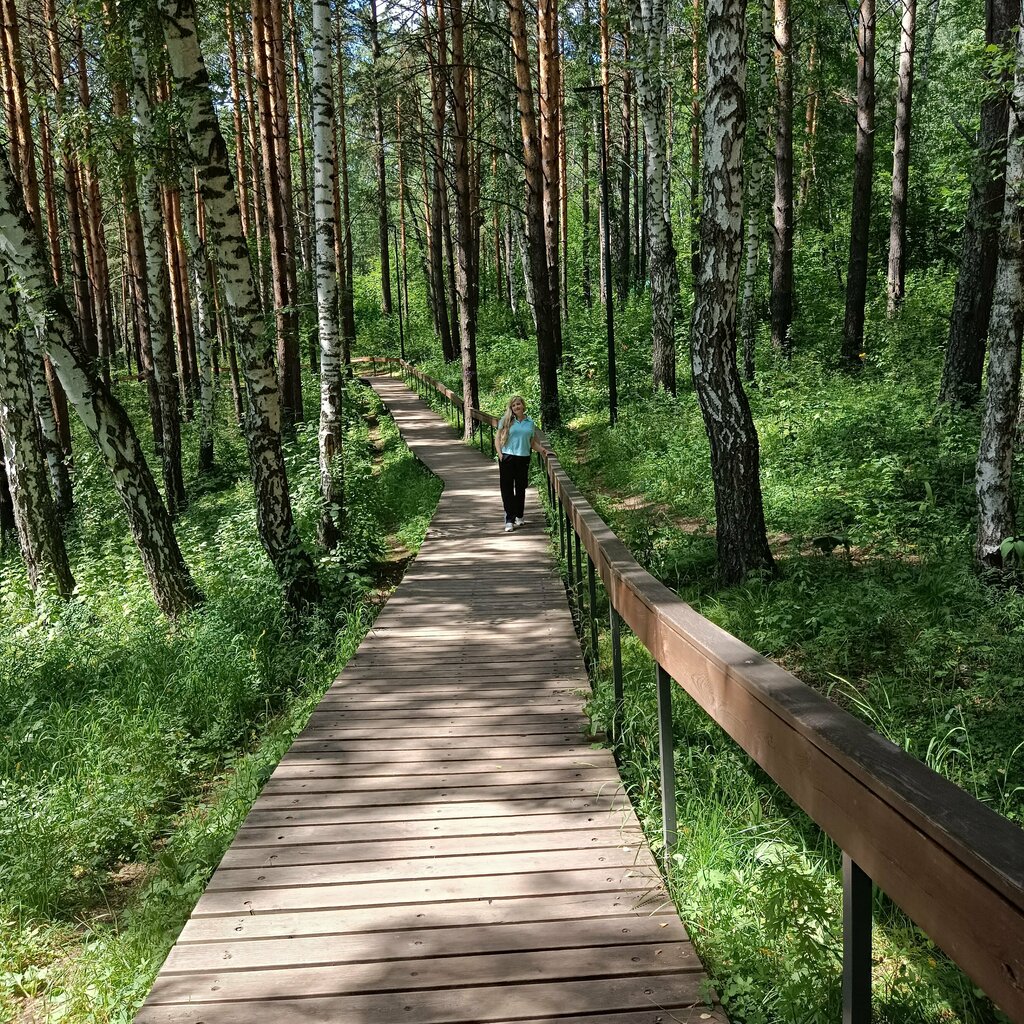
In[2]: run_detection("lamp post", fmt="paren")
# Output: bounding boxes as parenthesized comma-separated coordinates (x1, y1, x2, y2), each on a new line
(392, 225, 405, 360)
(574, 82, 616, 426)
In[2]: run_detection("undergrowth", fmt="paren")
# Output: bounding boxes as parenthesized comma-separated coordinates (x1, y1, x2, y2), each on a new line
(0, 375, 441, 1023)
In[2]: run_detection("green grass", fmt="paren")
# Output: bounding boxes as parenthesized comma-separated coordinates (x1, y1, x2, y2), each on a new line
(0, 373, 441, 1023)
(359, 261, 1021, 1023)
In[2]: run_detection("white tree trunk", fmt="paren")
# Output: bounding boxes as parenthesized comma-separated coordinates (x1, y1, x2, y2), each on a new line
(178, 179, 216, 473)
(691, 0, 775, 583)
(631, 0, 678, 392)
(129, 14, 186, 513)
(0, 265, 75, 598)
(160, 0, 321, 610)
(976, 3, 1024, 566)
(0, 154, 202, 617)
(311, 0, 344, 549)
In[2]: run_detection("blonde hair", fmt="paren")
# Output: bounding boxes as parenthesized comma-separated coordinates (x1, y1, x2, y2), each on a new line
(496, 395, 526, 452)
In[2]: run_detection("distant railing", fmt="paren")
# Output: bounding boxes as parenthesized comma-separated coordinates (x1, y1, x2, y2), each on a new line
(359, 355, 1024, 1024)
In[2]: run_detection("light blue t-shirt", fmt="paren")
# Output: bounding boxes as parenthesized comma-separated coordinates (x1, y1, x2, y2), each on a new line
(499, 414, 536, 456)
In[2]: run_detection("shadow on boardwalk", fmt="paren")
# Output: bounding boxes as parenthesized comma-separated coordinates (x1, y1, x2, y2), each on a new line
(133, 376, 725, 1024)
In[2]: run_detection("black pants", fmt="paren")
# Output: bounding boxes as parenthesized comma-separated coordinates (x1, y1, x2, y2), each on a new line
(499, 454, 531, 522)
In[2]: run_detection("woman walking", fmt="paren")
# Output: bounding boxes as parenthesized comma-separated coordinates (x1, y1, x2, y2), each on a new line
(496, 396, 537, 532)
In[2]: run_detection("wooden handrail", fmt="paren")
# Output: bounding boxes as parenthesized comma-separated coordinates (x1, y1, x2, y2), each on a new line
(361, 355, 1024, 1021)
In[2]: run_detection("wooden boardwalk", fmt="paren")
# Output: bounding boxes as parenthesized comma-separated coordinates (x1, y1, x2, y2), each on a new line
(135, 376, 724, 1024)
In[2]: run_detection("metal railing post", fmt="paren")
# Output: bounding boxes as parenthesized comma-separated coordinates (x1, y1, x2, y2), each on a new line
(587, 555, 599, 659)
(610, 606, 623, 740)
(574, 531, 584, 624)
(558, 496, 565, 559)
(489, 425, 495, 457)
(655, 663, 677, 859)
(565, 510, 575, 594)
(843, 855, 873, 1024)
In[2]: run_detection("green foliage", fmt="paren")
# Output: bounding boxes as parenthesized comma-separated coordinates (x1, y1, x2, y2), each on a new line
(0, 374, 440, 1022)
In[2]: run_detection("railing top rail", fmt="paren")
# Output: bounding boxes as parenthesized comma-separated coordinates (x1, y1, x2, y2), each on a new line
(366, 356, 1024, 1020)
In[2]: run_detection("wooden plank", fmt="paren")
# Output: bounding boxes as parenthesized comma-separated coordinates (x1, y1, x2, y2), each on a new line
(163, 915, 689, 973)
(232, 809, 642, 847)
(135, 975, 712, 1024)
(253, 780, 622, 808)
(177, 891, 677, 943)
(264, 765, 621, 788)
(208, 846, 658, 891)
(219, 827, 644, 866)
(146, 942, 699, 1002)
(192, 865, 664, 916)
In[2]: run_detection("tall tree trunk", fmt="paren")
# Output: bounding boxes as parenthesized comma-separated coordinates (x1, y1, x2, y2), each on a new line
(3, 1, 73, 516)
(939, 0, 1015, 407)
(129, 11, 187, 514)
(450, 0, 479, 433)
(311, 0, 344, 549)
(0, 155, 203, 617)
(161, 0, 321, 610)
(771, 0, 794, 354)
(798, 36, 819, 205)
(336, 42, 356, 365)
(369, 0, 393, 315)
(689, 0, 700, 288)
(179, 179, 217, 473)
(619, 36, 632, 302)
(841, 0, 876, 365)
(509, 0, 561, 427)
(692, 0, 775, 583)
(739, 0, 772, 381)
(422, 0, 455, 361)
(0, 268, 75, 599)
(886, 0, 916, 317)
(975, 3, 1024, 566)
(632, 0, 679, 393)
(241, 13, 270, 310)
(288, 0, 313, 298)
(539, 0, 563, 358)
(225, 0, 252, 241)
(252, 0, 301, 427)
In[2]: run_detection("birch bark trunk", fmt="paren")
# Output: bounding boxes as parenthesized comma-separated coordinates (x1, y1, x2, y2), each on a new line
(369, 0, 393, 315)
(160, 0, 322, 610)
(0, 156, 202, 617)
(976, 2, 1024, 566)
(0, 266, 75, 599)
(841, 0, 876, 365)
(692, 0, 775, 583)
(311, 0, 344, 549)
(129, 12, 187, 513)
(771, 0, 793, 355)
(886, 0, 916, 317)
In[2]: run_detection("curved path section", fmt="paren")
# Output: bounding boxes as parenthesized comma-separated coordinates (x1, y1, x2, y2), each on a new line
(135, 375, 724, 1024)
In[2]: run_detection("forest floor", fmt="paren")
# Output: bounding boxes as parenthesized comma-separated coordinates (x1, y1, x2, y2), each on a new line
(389, 272, 1022, 1024)
(0, 377, 441, 1024)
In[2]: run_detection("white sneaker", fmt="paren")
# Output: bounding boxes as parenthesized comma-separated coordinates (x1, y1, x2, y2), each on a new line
(514, 517, 526, 527)
(504, 522, 514, 533)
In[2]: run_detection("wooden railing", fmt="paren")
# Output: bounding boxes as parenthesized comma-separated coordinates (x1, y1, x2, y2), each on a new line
(360, 355, 1024, 1023)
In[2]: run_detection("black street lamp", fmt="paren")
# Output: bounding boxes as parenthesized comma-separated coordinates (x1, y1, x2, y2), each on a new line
(574, 82, 616, 427)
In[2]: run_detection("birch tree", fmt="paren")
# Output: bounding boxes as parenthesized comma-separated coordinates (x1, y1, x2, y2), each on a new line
(128, 8, 187, 514)
(159, 0, 322, 610)
(886, 0, 916, 317)
(771, 0, 794, 355)
(975, 2, 1024, 567)
(841, 0, 876, 365)
(0, 155, 202, 618)
(631, 0, 678, 393)
(311, 0, 344, 549)
(692, 0, 775, 583)
(0, 266, 75, 600)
